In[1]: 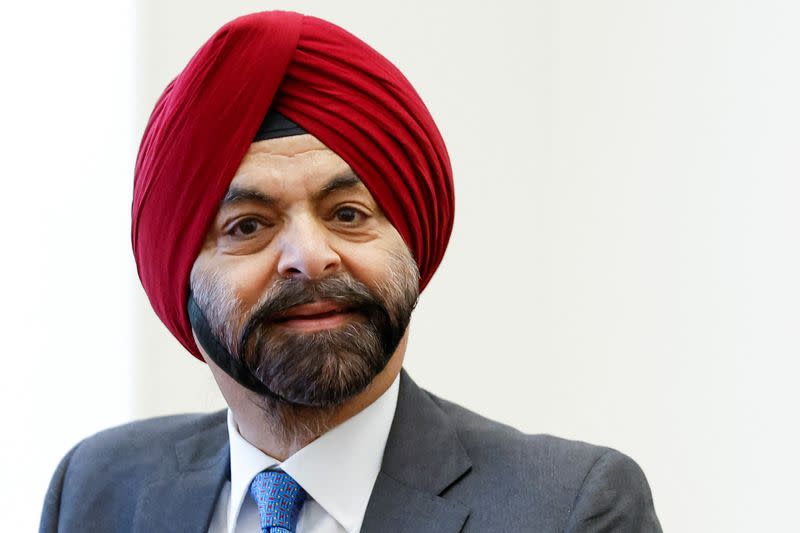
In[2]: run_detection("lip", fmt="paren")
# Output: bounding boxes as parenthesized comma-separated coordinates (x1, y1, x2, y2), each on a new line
(272, 300, 356, 331)
(275, 301, 349, 320)
(279, 311, 355, 331)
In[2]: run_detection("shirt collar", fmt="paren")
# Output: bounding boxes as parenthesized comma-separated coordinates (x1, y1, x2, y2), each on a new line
(227, 374, 400, 533)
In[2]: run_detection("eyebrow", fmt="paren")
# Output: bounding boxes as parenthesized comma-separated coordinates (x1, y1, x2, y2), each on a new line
(220, 171, 365, 208)
(312, 171, 364, 202)
(221, 187, 277, 207)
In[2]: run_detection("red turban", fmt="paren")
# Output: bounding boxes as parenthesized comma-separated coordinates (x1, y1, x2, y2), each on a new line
(132, 11, 455, 360)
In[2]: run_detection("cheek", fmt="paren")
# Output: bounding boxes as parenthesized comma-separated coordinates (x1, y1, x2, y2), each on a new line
(336, 237, 408, 289)
(217, 251, 279, 309)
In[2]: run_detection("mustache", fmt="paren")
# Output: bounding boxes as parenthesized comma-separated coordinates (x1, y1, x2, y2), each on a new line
(236, 274, 388, 355)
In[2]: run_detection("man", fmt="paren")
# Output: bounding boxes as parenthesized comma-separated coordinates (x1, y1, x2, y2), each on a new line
(40, 11, 661, 533)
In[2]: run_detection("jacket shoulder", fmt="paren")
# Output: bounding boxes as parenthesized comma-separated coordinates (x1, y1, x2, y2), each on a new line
(428, 391, 611, 474)
(74, 409, 227, 461)
(426, 391, 661, 531)
(65, 410, 227, 489)
(40, 410, 228, 532)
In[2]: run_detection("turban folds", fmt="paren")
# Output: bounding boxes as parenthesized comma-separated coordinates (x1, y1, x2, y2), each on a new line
(132, 11, 455, 360)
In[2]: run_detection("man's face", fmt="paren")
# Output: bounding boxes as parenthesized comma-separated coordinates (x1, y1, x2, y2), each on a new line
(190, 133, 419, 408)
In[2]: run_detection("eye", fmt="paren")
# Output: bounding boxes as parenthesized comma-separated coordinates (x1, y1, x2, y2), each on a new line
(333, 206, 367, 225)
(226, 217, 269, 237)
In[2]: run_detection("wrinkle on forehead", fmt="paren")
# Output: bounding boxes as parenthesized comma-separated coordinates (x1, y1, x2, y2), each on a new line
(246, 147, 331, 161)
(238, 134, 347, 171)
(232, 133, 354, 190)
(247, 133, 330, 157)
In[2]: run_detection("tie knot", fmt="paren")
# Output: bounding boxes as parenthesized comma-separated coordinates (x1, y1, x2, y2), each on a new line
(249, 470, 308, 533)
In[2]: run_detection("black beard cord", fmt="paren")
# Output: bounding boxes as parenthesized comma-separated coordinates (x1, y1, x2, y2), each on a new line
(187, 291, 292, 403)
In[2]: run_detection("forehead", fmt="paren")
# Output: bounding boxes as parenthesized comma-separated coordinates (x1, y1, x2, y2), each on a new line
(229, 133, 365, 199)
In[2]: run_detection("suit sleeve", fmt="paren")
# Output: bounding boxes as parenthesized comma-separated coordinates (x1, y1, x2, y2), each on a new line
(39, 442, 82, 533)
(563, 449, 662, 533)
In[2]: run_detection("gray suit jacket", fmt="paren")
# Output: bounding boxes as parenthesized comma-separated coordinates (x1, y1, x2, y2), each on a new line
(40, 369, 661, 532)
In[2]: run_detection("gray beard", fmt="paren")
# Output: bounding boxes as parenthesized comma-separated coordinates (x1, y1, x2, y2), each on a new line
(190, 245, 419, 440)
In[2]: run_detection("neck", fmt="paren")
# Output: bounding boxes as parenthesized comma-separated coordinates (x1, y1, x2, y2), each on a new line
(208, 330, 407, 461)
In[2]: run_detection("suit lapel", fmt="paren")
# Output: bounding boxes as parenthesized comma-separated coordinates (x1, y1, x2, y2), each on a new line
(133, 417, 230, 533)
(361, 370, 472, 533)
(130, 370, 472, 533)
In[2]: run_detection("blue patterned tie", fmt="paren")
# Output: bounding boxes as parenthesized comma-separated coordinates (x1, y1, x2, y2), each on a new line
(249, 470, 308, 533)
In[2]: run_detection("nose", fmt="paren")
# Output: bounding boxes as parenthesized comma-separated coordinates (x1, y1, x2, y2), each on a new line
(275, 214, 341, 280)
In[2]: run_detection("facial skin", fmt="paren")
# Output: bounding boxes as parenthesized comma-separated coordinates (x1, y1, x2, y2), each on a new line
(190, 133, 419, 459)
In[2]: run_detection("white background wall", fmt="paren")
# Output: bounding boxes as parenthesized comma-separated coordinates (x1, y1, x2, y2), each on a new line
(4, 1, 799, 531)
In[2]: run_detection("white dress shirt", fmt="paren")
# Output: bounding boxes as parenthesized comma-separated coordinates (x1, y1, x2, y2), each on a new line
(207, 374, 399, 533)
